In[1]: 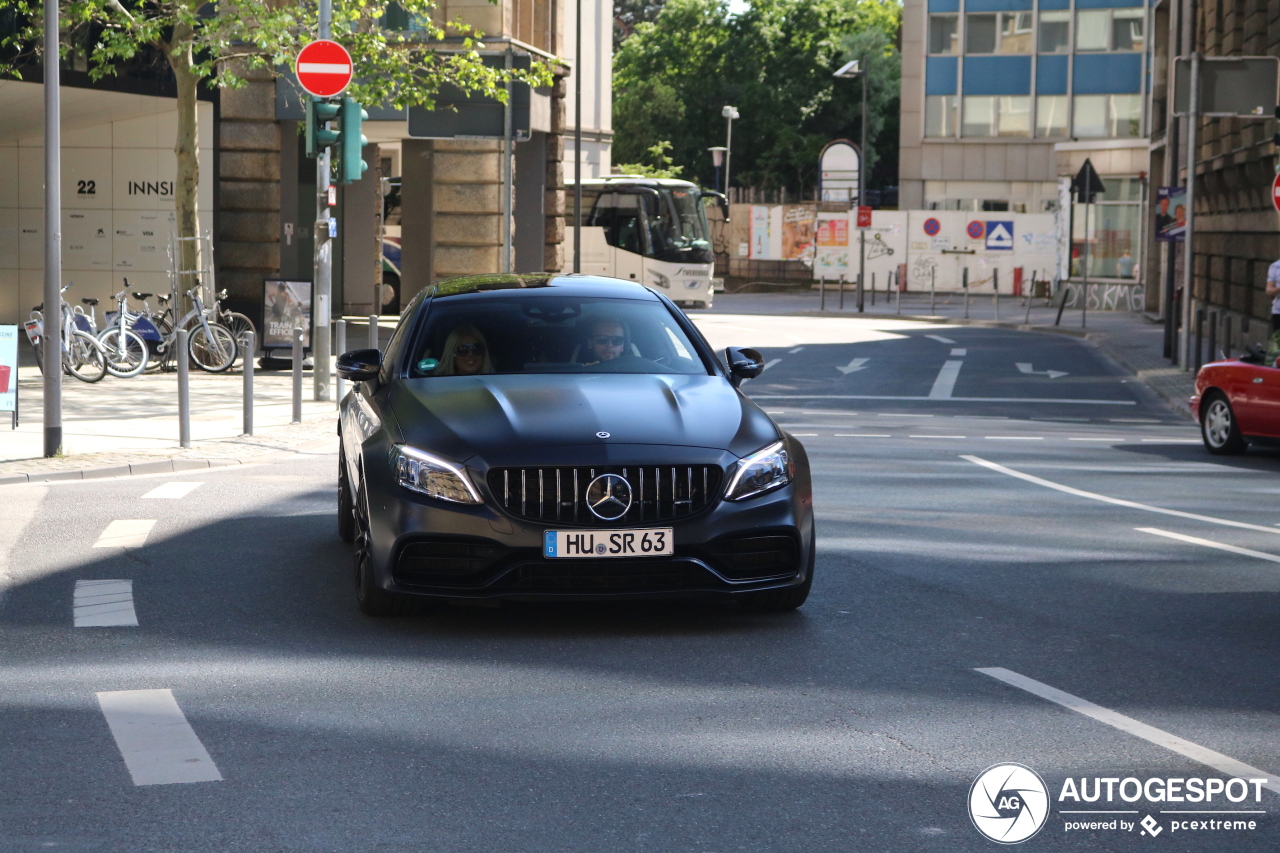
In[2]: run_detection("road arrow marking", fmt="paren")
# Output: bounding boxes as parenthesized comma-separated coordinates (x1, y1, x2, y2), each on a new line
(1016, 362, 1068, 379)
(925, 334, 956, 344)
(836, 357, 870, 375)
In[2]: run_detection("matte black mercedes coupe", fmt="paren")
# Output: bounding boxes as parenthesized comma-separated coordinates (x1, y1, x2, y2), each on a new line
(336, 274, 814, 616)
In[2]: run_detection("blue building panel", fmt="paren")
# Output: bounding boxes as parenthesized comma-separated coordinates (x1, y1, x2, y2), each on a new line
(1038, 0, 1070, 8)
(926, 57, 959, 96)
(962, 56, 1032, 96)
(1076, 0, 1143, 7)
(927, 0, 960, 12)
(1036, 55, 1069, 95)
(964, 0, 1032, 11)
(1073, 54, 1143, 94)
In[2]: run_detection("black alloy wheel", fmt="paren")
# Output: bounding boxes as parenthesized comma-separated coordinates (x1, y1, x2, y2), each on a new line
(1200, 392, 1246, 455)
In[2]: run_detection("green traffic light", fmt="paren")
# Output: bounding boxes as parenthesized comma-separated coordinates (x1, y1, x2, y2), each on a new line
(339, 97, 370, 183)
(306, 98, 343, 158)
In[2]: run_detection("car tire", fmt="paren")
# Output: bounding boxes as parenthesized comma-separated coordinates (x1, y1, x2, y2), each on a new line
(337, 445, 356, 543)
(1200, 392, 1246, 455)
(353, 474, 406, 617)
(740, 529, 815, 613)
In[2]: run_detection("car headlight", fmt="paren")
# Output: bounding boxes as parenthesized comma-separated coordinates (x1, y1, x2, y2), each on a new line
(393, 446, 482, 504)
(724, 440, 791, 501)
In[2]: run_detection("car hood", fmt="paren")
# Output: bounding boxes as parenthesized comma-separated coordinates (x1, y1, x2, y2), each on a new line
(390, 373, 779, 463)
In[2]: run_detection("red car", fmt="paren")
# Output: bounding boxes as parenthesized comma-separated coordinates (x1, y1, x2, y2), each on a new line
(1192, 353, 1280, 454)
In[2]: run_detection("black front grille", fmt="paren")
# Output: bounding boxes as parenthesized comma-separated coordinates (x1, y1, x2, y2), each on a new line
(488, 465, 722, 526)
(394, 539, 507, 586)
(510, 559, 712, 592)
(703, 534, 800, 581)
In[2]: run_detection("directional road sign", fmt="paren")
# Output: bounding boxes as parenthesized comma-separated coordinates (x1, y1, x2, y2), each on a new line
(296, 40, 353, 98)
(985, 221, 1013, 251)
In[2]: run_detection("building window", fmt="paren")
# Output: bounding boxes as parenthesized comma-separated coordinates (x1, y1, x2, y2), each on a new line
(925, 95, 958, 137)
(1076, 9, 1143, 52)
(1038, 11, 1071, 53)
(929, 15, 959, 55)
(1072, 179, 1142, 279)
(1035, 95, 1069, 137)
(1111, 9, 1145, 52)
(998, 12, 1034, 54)
(966, 14, 997, 54)
(1073, 94, 1142, 137)
(1075, 10, 1109, 51)
(962, 96, 1030, 137)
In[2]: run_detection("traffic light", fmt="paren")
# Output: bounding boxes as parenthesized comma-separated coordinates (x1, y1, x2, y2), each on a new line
(1274, 105, 1280, 149)
(306, 97, 340, 158)
(338, 97, 369, 184)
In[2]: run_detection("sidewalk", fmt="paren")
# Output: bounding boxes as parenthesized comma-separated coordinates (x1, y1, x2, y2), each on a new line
(697, 291, 1199, 416)
(0, 316, 396, 484)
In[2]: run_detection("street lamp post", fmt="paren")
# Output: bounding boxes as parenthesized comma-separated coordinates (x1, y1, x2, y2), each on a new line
(833, 58, 869, 207)
(721, 106, 739, 198)
(708, 147, 727, 192)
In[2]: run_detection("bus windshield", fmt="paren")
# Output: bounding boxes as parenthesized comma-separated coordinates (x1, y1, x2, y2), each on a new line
(585, 184, 713, 264)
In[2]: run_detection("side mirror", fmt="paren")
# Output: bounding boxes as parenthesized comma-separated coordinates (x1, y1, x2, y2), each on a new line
(337, 348, 382, 382)
(704, 190, 730, 222)
(725, 346, 764, 387)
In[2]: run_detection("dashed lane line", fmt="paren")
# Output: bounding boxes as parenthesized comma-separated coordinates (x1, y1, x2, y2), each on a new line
(950, 348, 967, 356)
(73, 580, 137, 627)
(1136, 528, 1280, 564)
(925, 334, 956, 344)
(762, 359, 782, 371)
(141, 481, 203, 500)
(985, 436, 1044, 440)
(835, 433, 890, 437)
(1069, 437, 1124, 441)
(962, 455, 1280, 536)
(97, 689, 223, 786)
(92, 520, 157, 549)
(909, 435, 966, 439)
(977, 667, 1280, 796)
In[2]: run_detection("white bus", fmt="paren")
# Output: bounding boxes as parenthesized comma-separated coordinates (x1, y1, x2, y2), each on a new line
(570, 176, 725, 309)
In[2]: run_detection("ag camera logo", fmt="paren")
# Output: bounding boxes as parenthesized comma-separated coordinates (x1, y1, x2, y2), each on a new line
(969, 763, 1050, 844)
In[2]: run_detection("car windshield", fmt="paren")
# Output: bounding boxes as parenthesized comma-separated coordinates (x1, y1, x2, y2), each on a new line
(409, 295, 711, 377)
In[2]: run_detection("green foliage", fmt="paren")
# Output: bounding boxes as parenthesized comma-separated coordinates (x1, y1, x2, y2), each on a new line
(613, 0, 901, 195)
(614, 140, 686, 179)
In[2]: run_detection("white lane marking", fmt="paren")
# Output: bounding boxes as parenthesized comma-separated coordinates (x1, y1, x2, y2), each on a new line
(141, 482, 203, 500)
(750, 394, 1136, 405)
(788, 346, 805, 354)
(1137, 527, 1280, 564)
(1016, 362, 1069, 379)
(910, 434, 966, 439)
(836, 357, 870, 375)
(950, 348, 967, 356)
(976, 668, 1280, 796)
(765, 410, 787, 414)
(836, 433, 890, 437)
(1068, 437, 1125, 441)
(962, 455, 1280, 536)
(985, 436, 1044, 440)
(878, 412, 933, 417)
(97, 689, 222, 786)
(74, 580, 137, 627)
(762, 359, 782, 371)
(929, 360, 963, 399)
(791, 433, 818, 436)
(92, 520, 157, 549)
(926, 334, 956, 344)
(1141, 438, 1202, 443)
(1113, 418, 1161, 423)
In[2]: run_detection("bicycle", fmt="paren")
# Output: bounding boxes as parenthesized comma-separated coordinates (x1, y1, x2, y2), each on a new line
(97, 287, 154, 378)
(210, 288, 257, 353)
(23, 284, 108, 383)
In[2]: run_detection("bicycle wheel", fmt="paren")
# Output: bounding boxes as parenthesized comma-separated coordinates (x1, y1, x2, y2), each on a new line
(66, 330, 107, 383)
(188, 322, 237, 373)
(98, 328, 149, 378)
(221, 312, 257, 352)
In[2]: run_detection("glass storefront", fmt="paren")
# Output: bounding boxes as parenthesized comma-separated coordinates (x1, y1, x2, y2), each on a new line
(1071, 178, 1143, 280)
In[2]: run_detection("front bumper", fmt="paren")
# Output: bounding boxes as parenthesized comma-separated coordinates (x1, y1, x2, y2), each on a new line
(362, 453, 813, 602)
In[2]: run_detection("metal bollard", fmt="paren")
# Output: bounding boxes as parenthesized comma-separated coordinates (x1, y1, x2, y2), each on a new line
(334, 319, 346, 406)
(839, 275, 845, 311)
(930, 266, 936, 315)
(895, 271, 902, 315)
(963, 268, 970, 319)
(1207, 311, 1217, 364)
(242, 330, 254, 436)
(1024, 274, 1035, 325)
(870, 272, 876, 307)
(1193, 308, 1204, 373)
(177, 328, 190, 448)
(820, 276, 826, 311)
(1223, 315, 1233, 359)
(993, 268, 1000, 321)
(368, 314, 379, 351)
(292, 326, 303, 424)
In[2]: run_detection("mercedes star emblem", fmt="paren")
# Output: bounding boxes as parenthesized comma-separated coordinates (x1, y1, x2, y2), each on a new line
(585, 473, 632, 521)
(596, 431, 610, 438)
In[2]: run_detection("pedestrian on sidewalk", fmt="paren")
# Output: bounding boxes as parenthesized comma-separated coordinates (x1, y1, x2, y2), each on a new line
(1268, 259, 1280, 333)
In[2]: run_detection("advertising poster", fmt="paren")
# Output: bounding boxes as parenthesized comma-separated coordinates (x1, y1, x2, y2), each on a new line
(0, 324, 17, 420)
(263, 280, 312, 350)
(781, 206, 816, 260)
(814, 212, 849, 278)
(1155, 186, 1186, 242)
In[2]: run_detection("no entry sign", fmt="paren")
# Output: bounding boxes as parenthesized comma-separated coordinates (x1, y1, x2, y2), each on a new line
(296, 40, 353, 98)
(1272, 173, 1280, 215)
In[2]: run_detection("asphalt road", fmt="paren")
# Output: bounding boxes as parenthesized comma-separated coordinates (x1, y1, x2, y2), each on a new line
(3, 321, 1280, 852)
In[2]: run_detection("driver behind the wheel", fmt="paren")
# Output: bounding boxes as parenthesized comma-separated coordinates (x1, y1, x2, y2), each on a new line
(581, 317, 628, 365)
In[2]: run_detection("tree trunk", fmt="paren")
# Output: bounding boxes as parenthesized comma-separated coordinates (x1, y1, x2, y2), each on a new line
(165, 25, 201, 299)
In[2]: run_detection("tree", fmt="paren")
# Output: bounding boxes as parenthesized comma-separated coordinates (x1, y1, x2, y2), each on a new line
(2, 1, 549, 286)
(614, 140, 685, 178)
(613, 0, 900, 198)
(614, 0, 668, 47)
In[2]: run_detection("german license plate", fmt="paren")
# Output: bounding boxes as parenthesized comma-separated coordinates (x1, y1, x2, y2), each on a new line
(544, 528, 673, 558)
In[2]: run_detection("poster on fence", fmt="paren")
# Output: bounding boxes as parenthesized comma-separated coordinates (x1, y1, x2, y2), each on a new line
(0, 325, 17, 422)
(262, 280, 312, 350)
(1155, 186, 1186, 242)
(781, 206, 816, 260)
(814, 212, 850, 278)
